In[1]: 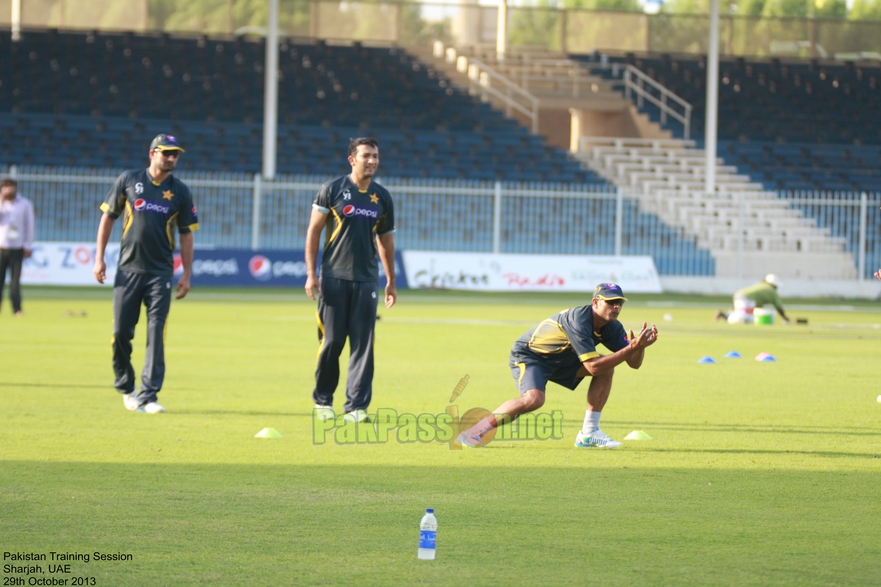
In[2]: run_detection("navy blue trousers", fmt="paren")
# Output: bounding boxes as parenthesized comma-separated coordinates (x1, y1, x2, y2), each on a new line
(313, 276, 378, 413)
(112, 270, 172, 404)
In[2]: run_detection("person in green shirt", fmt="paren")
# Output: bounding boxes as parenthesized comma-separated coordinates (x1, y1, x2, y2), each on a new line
(715, 274, 790, 324)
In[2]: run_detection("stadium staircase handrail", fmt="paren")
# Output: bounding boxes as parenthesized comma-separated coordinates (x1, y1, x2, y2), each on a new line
(623, 65, 692, 140)
(476, 53, 614, 100)
(462, 57, 540, 134)
(436, 44, 539, 133)
(583, 62, 693, 140)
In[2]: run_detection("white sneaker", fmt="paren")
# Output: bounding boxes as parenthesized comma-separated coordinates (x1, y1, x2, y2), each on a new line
(138, 402, 166, 414)
(574, 429, 622, 449)
(314, 405, 335, 421)
(455, 431, 485, 448)
(123, 392, 140, 411)
(343, 409, 369, 423)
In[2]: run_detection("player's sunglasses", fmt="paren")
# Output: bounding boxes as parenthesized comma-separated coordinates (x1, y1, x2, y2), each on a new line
(155, 150, 181, 158)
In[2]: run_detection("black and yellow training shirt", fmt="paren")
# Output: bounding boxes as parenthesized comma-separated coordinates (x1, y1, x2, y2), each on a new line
(511, 305, 629, 369)
(312, 175, 395, 282)
(101, 169, 199, 276)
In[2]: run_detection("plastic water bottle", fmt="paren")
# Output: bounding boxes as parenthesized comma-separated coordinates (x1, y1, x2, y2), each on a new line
(417, 508, 437, 560)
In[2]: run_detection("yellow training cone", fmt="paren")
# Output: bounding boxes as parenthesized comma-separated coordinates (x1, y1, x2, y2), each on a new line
(254, 427, 283, 438)
(624, 430, 652, 440)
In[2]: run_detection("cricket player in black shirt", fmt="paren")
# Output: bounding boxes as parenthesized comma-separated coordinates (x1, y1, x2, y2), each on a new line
(93, 134, 199, 414)
(457, 283, 659, 449)
(305, 137, 396, 423)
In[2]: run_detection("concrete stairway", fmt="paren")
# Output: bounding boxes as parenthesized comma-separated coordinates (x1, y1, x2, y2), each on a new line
(576, 137, 858, 279)
(406, 42, 657, 146)
(407, 43, 857, 279)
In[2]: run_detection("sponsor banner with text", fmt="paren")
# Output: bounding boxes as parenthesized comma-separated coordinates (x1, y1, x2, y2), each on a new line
(401, 251, 661, 292)
(175, 249, 406, 287)
(22, 242, 121, 285)
(20, 243, 406, 288)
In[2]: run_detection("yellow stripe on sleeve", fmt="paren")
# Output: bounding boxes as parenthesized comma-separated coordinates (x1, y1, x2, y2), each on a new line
(165, 212, 179, 249)
(326, 208, 343, 245)
(121, 200, 134, 239)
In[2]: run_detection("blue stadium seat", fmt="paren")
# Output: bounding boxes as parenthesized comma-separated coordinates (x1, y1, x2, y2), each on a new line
(0, 30, 728, 275)
(0, 31, 602, 182)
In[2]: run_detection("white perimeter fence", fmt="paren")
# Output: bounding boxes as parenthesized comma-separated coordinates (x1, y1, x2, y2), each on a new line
(5, 165, 879, 280)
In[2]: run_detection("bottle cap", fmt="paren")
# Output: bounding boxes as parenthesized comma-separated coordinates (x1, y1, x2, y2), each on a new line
(426, 508, 434, 513)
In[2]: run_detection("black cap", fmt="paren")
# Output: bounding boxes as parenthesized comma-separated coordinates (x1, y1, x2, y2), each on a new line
(593, 283, 628, 302)
(150, 134, 185, 153)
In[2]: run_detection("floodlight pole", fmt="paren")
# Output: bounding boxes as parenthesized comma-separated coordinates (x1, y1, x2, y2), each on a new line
(262, 0, 279, 179)
(704, 0, 719, 197)
(496, 0, 507, 61)
(11, 0, 21, 41)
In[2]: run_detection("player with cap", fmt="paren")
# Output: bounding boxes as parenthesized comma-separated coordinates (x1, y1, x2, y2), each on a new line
(93, 134, 199, 413)
(457, 283, 659, 449)
(715, 274, 789, 325)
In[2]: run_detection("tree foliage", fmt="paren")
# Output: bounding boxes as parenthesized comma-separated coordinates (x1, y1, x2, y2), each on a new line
(563, 0, 641, 9)
(145, 0, 881, 39)
(848, 0, 881, 19)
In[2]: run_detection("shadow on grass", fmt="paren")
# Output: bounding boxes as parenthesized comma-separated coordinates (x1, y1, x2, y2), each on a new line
(177, 409, 309, 417)
(1, 461, 880, 586)
(0, 381, 106, 390)
(621, 448, 881, 458)
(614, 420, 881, 436)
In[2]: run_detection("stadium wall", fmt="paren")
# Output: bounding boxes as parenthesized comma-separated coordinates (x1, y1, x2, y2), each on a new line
(4, 166, 716, 277)
(6, 167, 880, 296)
(3, 1, 881, 59)
(21, 242, 880, 298)
(661, 277, 881, 299)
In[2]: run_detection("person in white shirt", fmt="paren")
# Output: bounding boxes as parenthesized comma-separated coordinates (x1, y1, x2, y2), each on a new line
(0, 178, 35, 315)
(877, 205, 881, 281)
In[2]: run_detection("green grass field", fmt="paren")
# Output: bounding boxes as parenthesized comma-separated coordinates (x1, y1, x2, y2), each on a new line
(2, 286, 880, 586)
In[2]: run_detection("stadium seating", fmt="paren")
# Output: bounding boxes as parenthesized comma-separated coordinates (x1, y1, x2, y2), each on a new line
(573, 52, 879, 276)
(392, 184, 715, 273)
(574, 53, 881, 193)
(0, 29, 596, 183)
(720, 141, 881, 193)
(0, 112, 602, 182)
(578, 53, 881, 145)
(0, 29, 718, 274)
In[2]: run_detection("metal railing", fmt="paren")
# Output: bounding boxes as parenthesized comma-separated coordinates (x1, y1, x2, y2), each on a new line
(465, 57, 539, 134)
(437, 44, 539, 134)
(5, 164, 715, 276)
(779, 190, 880, 281)
(6, 165, 879, 279)
(555, 60, 693, 138)
(474, 52, 612, 99)
(622, 65, 693, 140)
